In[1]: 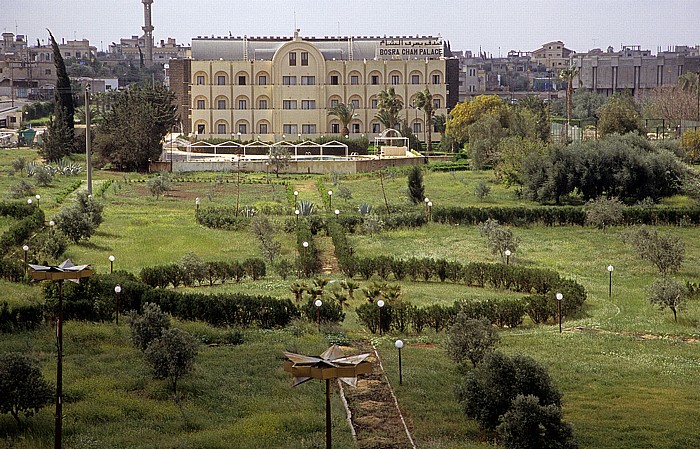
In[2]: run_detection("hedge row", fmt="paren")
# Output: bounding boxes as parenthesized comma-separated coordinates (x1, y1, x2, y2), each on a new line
(195, 207, 251, 230)
(139, 258, 266, 289)
(355, 295, 566, 335)
(296, 221, 321, 277)
(433, 205, 700, 227)
(0, 201, 36, 219)
(0, 207, 45, 262)
(0, 301, 44, 333)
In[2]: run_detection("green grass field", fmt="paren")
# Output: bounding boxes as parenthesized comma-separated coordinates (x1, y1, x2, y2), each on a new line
(2, 150, 700, 448)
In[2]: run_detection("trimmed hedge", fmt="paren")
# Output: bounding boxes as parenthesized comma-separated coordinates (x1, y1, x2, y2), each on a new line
(0, 207, 45, 256)
(0, 301, 44, 332)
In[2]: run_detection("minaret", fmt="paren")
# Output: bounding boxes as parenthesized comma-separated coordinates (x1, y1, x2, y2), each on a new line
(142, 0, 154, 66)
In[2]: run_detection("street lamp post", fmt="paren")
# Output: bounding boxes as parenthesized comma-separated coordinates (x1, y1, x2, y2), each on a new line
(35, 194, 41, 208)
(22, 245, 29, 278)
(114, 285, 122, 325)
(334, 209, 340, 220)
(314, 299, 323, 326)
(427, 201, 432, 221)
(302, 241, 309, 257)
(423, 197, 429, 213)
(377, 299, 385, 335)
(293, 190, 299, 208)
(328, 190, 333, 209)
(27, 198, 33, 206)
(555, 292, 563, 333)
(108, 255, 115, 274)
(395, 339, 404, 385)
(195, 197, 200, 212)
(504, 249, 512, 265)
(607, 265, 614, 297)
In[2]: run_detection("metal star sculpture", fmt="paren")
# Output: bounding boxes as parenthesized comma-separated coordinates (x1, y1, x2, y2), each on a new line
(283, 344, 373, 387)
(28, 259, 94, 283)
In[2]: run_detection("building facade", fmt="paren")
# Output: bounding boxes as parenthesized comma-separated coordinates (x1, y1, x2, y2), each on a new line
(170, 32, 458, 141)
(531, 41, 575, 70)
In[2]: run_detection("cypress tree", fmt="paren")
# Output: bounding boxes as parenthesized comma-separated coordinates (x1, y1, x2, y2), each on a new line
(408, 165, 425, 204)
(41, 30, 74, 162)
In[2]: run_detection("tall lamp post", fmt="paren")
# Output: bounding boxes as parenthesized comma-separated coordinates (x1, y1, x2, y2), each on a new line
(555, 292, 563, 333)
(314, 299, 323, 326)
(35, 194, 41, 208)
(328, 190, 333, 209)
(28, 260, 93, 449)
(108, 255, 115, 274)
(114, 285, 122, 325)
(293, 190, 299, 207)
(22, 245, 29, 278)
(302, 241, 309, 257)
(395, 339, 404, 385)
(607, 265, 614, 297)
(377, 299, 385, 335)
(504, 249, 511, 265)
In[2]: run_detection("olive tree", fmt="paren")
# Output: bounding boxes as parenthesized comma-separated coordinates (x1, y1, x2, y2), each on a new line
(622, 227, 685, 275)
(144, 327, 198, 398)
(447, 314, 499, 368)
(0, 353, 54, 426)
(129, 302, 171, 352)
(648, 276, 687, 322)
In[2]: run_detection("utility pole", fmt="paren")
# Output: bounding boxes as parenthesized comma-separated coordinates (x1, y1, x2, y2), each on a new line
(85, 85, 93, 195)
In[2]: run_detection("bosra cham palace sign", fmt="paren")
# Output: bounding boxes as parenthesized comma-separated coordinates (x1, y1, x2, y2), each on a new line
(376, 37, 444, 59)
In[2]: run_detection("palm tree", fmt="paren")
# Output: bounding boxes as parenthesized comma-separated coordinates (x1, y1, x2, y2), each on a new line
(559, 65, 580, 131)
(328, 103, 356, 136)
(414, 88, 436, 153)
(377, 87, 403, 130)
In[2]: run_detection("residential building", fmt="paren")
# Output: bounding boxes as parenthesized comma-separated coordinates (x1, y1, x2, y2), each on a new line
(109, 36, 189, 65)
(531, 41, 575, 70)
(169, 32, 459, 140)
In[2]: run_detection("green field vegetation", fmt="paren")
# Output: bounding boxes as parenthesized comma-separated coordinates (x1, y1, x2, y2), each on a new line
(2, 151, 700, 448)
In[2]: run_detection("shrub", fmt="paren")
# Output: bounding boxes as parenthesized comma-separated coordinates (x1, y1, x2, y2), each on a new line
(497, 394, 578, 449)
(0, 353, 54, 425)
(622, 226, 685, 275)
(0, 302, 44, 332)
(8, 179, 35, 199)
(647, 276, 687, 322)
(242, 257, 267, 280)
(54, 191, 104, 243)
(407, 166, 425, 204)
(585, 196, 625, 230)
(302, 298, 345, 324)
(456, 351, 563, 432)
(144, 327, 198, 397)
(474, 180, 491, 201)
(447, 314, 499, 368)
(129, 302, 171, 352)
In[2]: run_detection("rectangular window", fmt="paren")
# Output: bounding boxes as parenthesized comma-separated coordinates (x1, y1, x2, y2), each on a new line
(283, 124, 298, 134)
(282, 76, 297, 85)
(330, 99, 339, 108)
(258, 75, 267, 85)
(197, 99, 205, 109)
(238, 99, 247, 109)
(350, 75, 359, 85)
(259, 123, 268, 134)
(258, 99, 268, 109)
(302, 124, 317, 134)
(301, 52, 309, 66)
(238, 123, 247, 134)
(352, 123, 360, 134)
(217, 123, 227, 134)
(196, 75, 205, 85)
(238, 75, 246, 85)
(413, 122, 422, 133)
(65, 52, 71, 57)
(217, 75, 226, 85)
(301, 100, 316, 110)
(391, 75, 399, 85)
(330, 75, 339, 85)
(217, 99, 226, 109)
(411, 74, 420, 84)
(433, 98, 441, 109)
(372, 123, 381, 133)
(76, 51, 81, 59)
(197, 124, 205, 134)
(331, 123, 340, 133)
(301, 76, 316, 85)
(45, 69, 51, 75)
(351, 99, 360, 109)
(371, 75, 379, 85)
(432, 74, 440, 84)
(289, 52, 297, 66)
(283, 100, 298, 109)
(371, 99, 379, 109)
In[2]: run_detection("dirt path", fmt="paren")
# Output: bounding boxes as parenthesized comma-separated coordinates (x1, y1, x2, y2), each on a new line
(340, 340, 416, 449)
(570, 326, 699, 343)
(315, 235, 339, 274)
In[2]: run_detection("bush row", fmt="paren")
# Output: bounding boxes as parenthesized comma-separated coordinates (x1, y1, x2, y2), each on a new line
(296, 221, 321, 277)
(195, 207, 251, 230)
(0, 201, 36, 219)
(0, 301, 44, 333)
(139, 258, 266, 289)
(0, 207, 45, 257)
(433, 205, 700, 227)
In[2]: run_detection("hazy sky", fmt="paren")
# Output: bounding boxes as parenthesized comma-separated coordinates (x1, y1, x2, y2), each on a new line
(2, 0, 698, 55)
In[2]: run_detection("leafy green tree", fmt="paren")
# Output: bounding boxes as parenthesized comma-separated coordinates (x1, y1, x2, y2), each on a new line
(414, 88, 436, 152)
(495, 136, 548, 189)
(54, 191, 104, 243)
(407, 166, 425, 204)
(468, 113, 509, 169)
(456, 351, 563, 432)
(95, 83, 177, 171)
(510, 96, 550, 142)
(479, 218, 518, 259)
(622, 227, 685, 275)
(268, 146, 290, 177)
(447, 314, 499, 368)
(144, 327, 198, 397)
(680, 129, 700, 164)
(597, 94, 642, 136)
(377, 87, 403, 130)
(328, 102, 357, 136)
(446, 95, 508, 145)
(251, 215, 281, 263)
(497, 395, 578, 449)
(647, 276, 687, 322)
(0, 353, 54, 426)
(129, 302, 171, 352)
(571, 90, 606, 120)
(148, 174, 171, 198)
